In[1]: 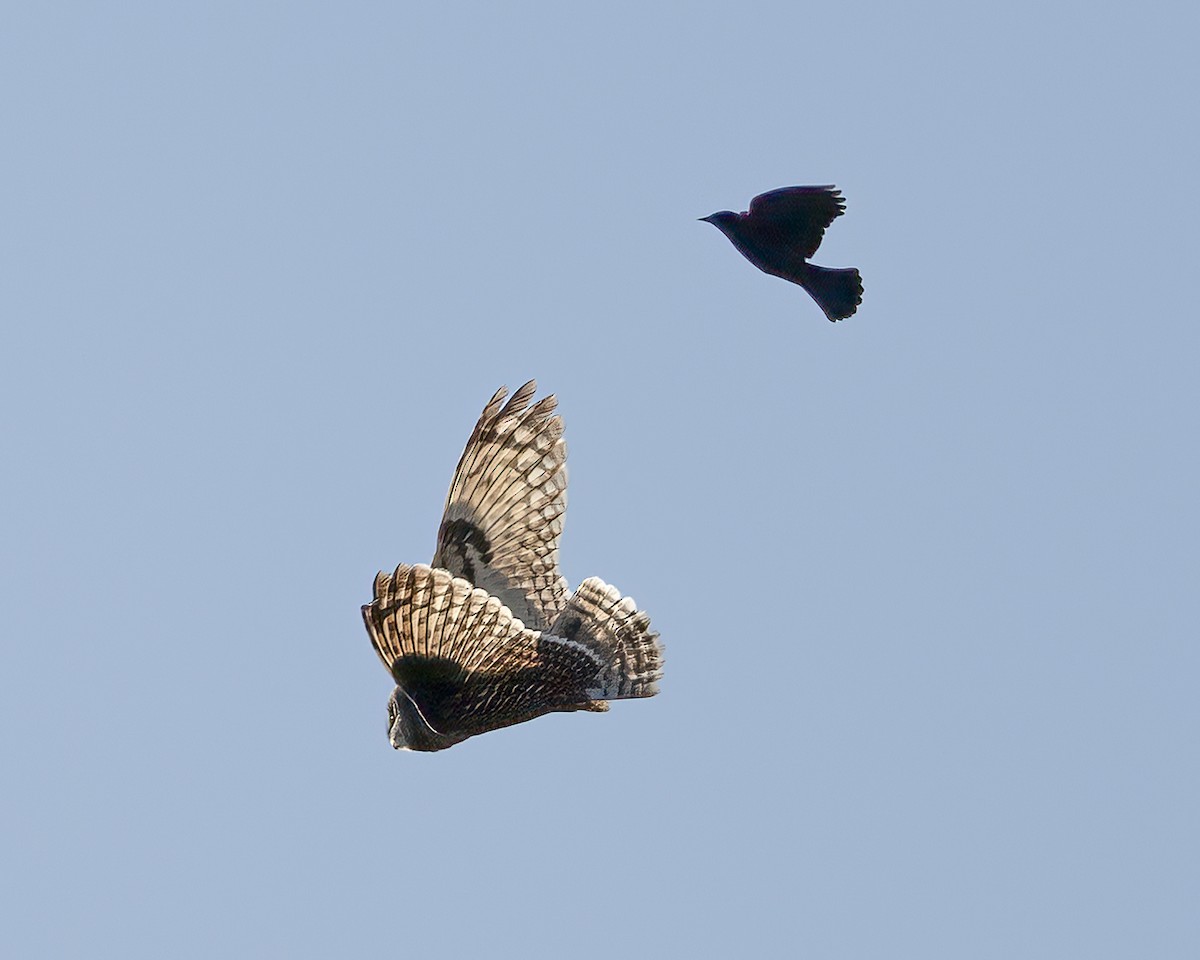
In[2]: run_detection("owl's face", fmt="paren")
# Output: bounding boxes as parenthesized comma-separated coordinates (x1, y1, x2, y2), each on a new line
(387, 687, 459, 752)
(386, 693, 407, 749)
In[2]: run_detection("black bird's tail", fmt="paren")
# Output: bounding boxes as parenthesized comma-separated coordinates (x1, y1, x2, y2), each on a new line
(801, 265, 863, 322)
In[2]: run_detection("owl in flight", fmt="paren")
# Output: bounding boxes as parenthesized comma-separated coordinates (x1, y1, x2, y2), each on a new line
(362, 381, 663, 751)
(701, 185, 863, 322)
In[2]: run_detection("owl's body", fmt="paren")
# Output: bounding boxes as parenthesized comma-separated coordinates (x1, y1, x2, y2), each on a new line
(362, 381, 662, 751)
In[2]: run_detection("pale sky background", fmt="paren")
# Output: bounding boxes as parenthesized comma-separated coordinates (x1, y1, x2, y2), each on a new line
(3, 2, 1198, 957)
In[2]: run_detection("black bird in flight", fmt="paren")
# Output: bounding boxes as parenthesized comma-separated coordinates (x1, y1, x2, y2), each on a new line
(701, 185, 863, 322)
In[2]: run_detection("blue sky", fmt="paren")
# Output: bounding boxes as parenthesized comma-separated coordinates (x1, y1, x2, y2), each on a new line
(3, 2, 1198, 956)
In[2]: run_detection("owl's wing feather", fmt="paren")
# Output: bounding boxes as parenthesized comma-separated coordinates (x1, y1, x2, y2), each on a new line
(362, 564, 661, 740)
(432, 381, 568, 631)
(548, 577, 664, 700)
(364, 563, 533, 677)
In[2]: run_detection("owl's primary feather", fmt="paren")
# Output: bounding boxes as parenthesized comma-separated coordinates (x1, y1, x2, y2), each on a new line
(363, 381, 663, 751)
(431, 381, 568, 631)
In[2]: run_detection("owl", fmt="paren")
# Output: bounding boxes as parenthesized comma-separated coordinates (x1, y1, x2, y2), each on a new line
(362, 381, 663, 751)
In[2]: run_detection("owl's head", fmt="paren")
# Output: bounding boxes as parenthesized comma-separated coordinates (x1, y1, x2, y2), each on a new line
(387, 686, 459, 752)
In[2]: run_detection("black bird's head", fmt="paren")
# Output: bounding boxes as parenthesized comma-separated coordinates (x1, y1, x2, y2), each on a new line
(699, 210, 740, 237)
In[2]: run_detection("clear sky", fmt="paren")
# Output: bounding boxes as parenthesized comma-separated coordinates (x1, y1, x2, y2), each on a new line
(3, 2, 1198, 957)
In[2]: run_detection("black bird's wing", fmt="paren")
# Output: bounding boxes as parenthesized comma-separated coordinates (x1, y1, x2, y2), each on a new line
(747, 185, 847, 260)
(430, 380, 568, 630)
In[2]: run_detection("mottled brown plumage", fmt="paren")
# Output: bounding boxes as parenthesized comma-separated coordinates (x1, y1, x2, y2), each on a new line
(362, 381, 662, 752)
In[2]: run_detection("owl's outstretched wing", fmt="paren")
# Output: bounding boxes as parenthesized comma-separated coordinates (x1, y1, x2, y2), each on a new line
(363, 563, 535, 675)
(431, 380, 568, 631)
(362, 564, 662, 744)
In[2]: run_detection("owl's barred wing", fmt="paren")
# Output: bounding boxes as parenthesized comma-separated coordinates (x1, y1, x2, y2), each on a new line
(362, 565, 661, 741)
(549, 577, 663, 700)
(748, 185, 847, 260)
(363, 563, 538, 679)
(432, 380, 569, 631)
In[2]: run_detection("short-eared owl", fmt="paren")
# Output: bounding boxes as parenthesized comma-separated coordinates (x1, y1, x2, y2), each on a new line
(362, 381, 663, 751)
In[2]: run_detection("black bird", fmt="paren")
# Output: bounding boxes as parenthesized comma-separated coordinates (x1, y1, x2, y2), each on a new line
(701, 185, 863, 322)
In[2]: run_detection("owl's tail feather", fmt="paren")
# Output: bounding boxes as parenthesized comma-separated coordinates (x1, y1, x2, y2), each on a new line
(549, 578, 664, 700)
